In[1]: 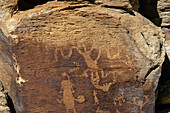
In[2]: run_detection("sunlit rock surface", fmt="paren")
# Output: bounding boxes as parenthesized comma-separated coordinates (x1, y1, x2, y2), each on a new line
(158, 0, 170, 28)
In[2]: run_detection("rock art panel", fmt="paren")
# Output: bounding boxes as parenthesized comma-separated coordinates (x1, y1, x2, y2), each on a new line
(0, 1, 165, 113)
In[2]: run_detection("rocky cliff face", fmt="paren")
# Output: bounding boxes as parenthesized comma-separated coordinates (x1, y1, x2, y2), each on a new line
(0, 0, 166, 113)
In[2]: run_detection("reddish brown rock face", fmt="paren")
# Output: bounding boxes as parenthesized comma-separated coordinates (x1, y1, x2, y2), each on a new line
(0, 1, 165, 113)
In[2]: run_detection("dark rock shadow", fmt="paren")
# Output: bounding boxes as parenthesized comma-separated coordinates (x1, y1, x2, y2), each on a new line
(6, 93, 16, 113)
(156, 54, 170, 113)
(17, 0, 55, 11)
(138, 0, 162, 26)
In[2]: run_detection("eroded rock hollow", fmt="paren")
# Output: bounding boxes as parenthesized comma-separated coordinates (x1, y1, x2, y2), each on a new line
(0, 0, 166, 112)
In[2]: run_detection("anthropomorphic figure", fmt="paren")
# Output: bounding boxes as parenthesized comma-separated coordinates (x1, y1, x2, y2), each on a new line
(56, 72, 85, 113)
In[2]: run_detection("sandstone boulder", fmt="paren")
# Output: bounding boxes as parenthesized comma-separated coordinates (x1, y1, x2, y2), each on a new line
(0, 0, 165, 113)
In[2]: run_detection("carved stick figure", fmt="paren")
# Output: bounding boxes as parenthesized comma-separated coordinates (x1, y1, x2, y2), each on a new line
(93, 90, 99, 105)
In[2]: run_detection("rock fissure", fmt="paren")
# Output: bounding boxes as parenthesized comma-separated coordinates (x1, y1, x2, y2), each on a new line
(101, 5, 135, 16)
(6, 93, 16, 113)
(142, 65, 159, 85)
(60, 4, 90, 11)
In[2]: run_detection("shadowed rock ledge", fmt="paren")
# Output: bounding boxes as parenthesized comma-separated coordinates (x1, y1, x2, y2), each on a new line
(0, 0, 166, 112)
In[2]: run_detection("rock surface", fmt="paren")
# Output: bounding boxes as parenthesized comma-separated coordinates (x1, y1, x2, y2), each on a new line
(156, 29, 170, 113)
(156, 54, 170, 113)
(0, 0, 166, 113)
(158, 0, 170, 28)
(0, 81, 11, 113)
(156, 0, 170, 110)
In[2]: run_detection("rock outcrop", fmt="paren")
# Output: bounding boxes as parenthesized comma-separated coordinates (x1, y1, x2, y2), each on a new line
(0, 0, 165, 113)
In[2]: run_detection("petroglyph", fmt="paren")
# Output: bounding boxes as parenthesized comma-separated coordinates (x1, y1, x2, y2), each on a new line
(96, 107, 111, 113)
(72, 68, 116, 92)
(60, 48, 73, 59)
(90, 70, 115, 92)
(93, 90, 99, 105)
(75, 95, 85, 103)
(132, 95, 149, 113)
(54, 41, 133, 92)
(75, 43, 118, 92)
(54, 48, 58, 62)
(113, 92, 126, 106)
(106, 49, 120, 60)
(54, 48, 73, 62)
(56, 72, 85, 113)
(116, 109, 121, 113)
(76, 43, 101, 69)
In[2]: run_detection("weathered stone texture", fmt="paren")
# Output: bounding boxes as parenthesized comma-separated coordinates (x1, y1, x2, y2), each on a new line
(0, 81, 10, 113)
(156, 0, 170, 111)
(0, 0, 166, 113)
(158, 0, 170, 27)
